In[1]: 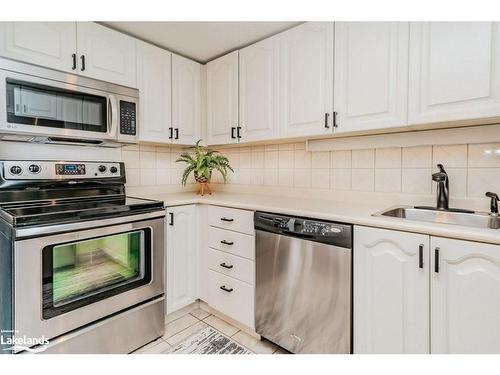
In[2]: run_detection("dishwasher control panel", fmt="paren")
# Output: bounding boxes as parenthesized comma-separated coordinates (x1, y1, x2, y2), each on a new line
(255, 211, 352, 248)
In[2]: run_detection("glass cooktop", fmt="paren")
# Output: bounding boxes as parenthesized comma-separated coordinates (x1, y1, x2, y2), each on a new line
(0, 196, 164, 227)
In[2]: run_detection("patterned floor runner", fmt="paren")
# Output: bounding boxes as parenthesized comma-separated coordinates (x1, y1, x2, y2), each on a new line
(164, 327, 252, 354)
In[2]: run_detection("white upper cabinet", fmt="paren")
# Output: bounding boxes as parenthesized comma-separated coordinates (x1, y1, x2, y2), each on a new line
(166, 205, 199, 314)
(280, 22, 334, 137)
(76, 22, 137, 88)
(354, 226, 430, 354)
(408, 22, 500, 125)
(172, 54, 202, 145)
(431, 237, 500, 354)
(136, 41, 172, 144)
(334, 22, 409, 133)
(206, 51, 239, 145)
(0, 22, 77, 73)
(238, 35, 280, 142)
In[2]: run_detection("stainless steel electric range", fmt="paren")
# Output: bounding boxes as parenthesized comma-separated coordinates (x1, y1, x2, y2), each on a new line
(0, 160, 165, 354)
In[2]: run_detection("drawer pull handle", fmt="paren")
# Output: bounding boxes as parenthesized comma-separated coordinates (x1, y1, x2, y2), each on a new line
(220, 285, 233, 293)
(220, 262, 233, 269)
(220, 217, 234, 222)
(220, 240, 234, 246)
(418, 244, 424, 269)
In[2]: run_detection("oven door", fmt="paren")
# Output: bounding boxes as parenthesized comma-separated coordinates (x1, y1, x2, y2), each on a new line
(14, 214, 164, 341)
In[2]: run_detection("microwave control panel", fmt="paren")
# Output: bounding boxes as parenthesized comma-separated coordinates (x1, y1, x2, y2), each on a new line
(119, 101, 137, 136)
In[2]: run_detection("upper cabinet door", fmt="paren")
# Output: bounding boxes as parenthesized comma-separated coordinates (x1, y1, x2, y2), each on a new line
(334, 22, 409, 133)
(172, 54, 202, 145)
(76, 22, 137, 87)
(409, 22, 500, 125)
(280, 22, 334, 137)
(431, 237, 500, 354)
(206, 51, 239, 145)
(0, 22, 77, 73)
(354, 226, 430, 354)
(239, 35, 280, 142)
(136, 41, 172, 144)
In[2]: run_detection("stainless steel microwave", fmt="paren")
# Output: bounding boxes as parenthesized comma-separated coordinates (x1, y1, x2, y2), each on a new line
(0, 58, 139, 147)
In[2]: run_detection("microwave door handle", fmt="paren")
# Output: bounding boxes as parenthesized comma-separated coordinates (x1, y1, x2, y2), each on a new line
(108, 95, 118, 139)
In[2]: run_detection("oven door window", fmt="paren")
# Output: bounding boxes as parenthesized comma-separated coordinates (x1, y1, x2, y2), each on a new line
(6, 79, 108, 133)
(42, 229, 151, 319)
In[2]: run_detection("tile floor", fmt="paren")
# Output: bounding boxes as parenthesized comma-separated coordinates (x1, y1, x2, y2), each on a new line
(133, 307, 288, 354)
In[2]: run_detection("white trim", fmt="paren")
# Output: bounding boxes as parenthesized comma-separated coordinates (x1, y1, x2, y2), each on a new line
(307, 124, 500, 151)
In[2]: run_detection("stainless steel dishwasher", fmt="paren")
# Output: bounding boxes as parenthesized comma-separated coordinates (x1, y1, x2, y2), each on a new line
(254, 211, 352, 354)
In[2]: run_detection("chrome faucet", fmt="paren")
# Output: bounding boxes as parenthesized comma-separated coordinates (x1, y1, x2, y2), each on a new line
(486, 192, 499, 229)
(432, 164, 449, 210)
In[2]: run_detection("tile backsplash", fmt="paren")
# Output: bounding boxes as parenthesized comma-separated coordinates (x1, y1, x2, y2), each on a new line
(121, 144, 194, 187)
(212, 142, 500, 199)
(1, 139, 498, 199)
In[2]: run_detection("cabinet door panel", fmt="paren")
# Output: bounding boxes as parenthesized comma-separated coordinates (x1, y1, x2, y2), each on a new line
(0, 22, 76, 73)
(77, 22, 137, 87)
(431, 237, 500, 353)
(280, 22, 333, 137)
(137, 41, 172, 144)
(409, 22, 500, 124)
(206, 51, 238, 145)
(172, 54, 201, 145)
(354, 226, 429, 353)
(166, 205, 198, 314)
(334, 22, 409, 132)
(239, 36, 280, 142)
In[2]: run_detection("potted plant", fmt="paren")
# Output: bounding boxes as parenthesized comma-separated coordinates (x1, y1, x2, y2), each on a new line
(176, 140, 233, 195)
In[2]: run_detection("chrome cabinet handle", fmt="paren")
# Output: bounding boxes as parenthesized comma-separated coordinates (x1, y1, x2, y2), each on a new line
(418, 244, 424, 269)
(220, 285, 233, 293)
(220, 262, 233, 269)
(434, 247, 440, 273)
(220, 217, 234, 222)
(220, 240, 234, 246)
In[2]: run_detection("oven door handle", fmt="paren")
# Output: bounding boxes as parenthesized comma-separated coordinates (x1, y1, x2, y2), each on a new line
(14, 210, 166, 239)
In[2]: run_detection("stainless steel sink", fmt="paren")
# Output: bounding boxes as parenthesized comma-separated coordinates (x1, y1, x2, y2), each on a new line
(374, 206, 500, 229)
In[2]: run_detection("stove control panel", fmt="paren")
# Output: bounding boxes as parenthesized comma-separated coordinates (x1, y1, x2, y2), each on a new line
(2, 161, 122, 180)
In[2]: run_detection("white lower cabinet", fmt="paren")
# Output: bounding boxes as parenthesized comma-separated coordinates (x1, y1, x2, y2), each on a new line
(355, 226, 500, 354)
(207, 270, 255, 328)
(354, 226, 430, 353)
(204, 205, 255, 329)
(431, 237, 500, 354)
(166, 205, 198, 314)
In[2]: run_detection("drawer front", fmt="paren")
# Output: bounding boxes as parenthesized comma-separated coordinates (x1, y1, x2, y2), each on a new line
(208, 226, 255, 260)
(208, 205, 254, 235)
(207, 248, 255, 285)
(207, 270, 255, 329)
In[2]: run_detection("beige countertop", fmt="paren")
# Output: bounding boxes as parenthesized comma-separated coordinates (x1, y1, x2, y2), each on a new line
(135, 190, 500, 245)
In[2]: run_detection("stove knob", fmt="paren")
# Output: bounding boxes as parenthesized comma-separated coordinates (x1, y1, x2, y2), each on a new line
(109, 166, 118, 174)
(28, 164, 41, 174)
(9, 165, 22, 175)
(98, 165, 107, 173)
